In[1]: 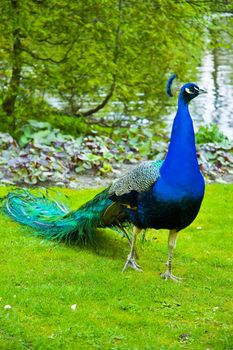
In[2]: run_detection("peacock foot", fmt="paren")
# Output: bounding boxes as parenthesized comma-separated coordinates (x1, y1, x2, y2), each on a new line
(161, 271, 183, 282)
(122, 256, 143, 273)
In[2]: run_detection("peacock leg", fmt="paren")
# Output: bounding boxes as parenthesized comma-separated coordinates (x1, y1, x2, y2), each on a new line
(161, 229, 182, 282)
(122, 226, 142, 272)
(121, 224, 140, 259)
(119, 224, 131, 244)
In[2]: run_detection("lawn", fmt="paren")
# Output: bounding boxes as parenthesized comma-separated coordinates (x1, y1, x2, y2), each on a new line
(0, 184, 232, 350)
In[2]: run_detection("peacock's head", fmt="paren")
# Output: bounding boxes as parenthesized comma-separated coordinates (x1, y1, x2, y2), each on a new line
(180, 83, 207, 104)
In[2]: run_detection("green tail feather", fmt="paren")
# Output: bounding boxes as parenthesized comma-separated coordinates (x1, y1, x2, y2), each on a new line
(1, 188, 119, 243)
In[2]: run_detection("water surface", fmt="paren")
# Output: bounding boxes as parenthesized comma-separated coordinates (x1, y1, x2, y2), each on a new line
(192, 44, 233, 140)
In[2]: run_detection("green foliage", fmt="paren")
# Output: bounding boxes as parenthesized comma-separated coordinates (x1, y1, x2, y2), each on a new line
(198, 142, 233, 182)
(0, 0, 212, 133)
(18, 120, 73, 147)
(196, 124, 228, 144)
(0, 120, 232, 186)
(207, 4, 233, 50)
(0, 184, 232, 349)
(0, 120, 163, 186)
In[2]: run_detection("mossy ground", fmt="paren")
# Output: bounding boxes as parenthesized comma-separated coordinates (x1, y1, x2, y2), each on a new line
(0, 184, 232, 350)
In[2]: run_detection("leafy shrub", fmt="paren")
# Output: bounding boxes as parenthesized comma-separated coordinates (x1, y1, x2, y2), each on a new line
(19, 120, 72, 147)
(196, 124, 228, 144)
(0, 120, 232, 187)
(0, 120, 163, 187)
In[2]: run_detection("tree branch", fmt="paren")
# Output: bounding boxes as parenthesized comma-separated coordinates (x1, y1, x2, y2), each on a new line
(73, 78, 116, 117)
(21, 40, 75, 64)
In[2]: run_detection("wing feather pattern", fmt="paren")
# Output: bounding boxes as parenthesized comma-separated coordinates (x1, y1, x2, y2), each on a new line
(109, 160, 163, 197)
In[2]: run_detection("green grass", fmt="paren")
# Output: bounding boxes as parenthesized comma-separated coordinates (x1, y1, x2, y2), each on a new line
(0, 184, 232, 350)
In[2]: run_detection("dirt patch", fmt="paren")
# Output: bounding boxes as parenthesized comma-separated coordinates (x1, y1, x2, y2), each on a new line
(72, 164, 233, 189)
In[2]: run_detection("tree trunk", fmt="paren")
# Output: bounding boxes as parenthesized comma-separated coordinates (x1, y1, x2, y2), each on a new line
(2, 43, 21, 116)
(2, 0, 22, 122)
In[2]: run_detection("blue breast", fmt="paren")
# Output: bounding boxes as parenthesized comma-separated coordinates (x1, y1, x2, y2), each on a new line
(134, 174, 204, 231)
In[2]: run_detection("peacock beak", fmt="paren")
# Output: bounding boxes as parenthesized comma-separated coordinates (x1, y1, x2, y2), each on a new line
(198, 88, 207, 95)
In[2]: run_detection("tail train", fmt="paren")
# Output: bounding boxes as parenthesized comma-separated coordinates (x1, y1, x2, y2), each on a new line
(2, 188, 127, 243)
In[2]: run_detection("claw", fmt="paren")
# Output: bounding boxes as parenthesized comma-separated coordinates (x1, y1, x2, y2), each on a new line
(161, 271, 183, 282)
(122, 255, 143, 272)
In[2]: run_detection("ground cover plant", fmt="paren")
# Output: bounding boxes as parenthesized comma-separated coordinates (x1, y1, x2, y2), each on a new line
(0, 184, 232, 349)
(0, 120, 232, 188)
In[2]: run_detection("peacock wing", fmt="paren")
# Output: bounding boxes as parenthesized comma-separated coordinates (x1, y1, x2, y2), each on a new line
(101, 202, 127, 226)
(109, 160, 163, 198)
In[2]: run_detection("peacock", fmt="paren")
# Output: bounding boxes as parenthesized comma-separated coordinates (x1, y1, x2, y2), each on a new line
(1, 80, 206, 281)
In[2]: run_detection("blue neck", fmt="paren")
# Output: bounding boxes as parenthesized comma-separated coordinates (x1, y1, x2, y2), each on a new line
(160, 95, 200, 186)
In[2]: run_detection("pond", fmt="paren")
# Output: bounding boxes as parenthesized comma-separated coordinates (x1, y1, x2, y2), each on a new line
(190, 39, 233, 140)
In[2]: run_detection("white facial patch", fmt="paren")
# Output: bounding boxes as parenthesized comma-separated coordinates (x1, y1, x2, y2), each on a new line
(185, 88, 195, 94)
